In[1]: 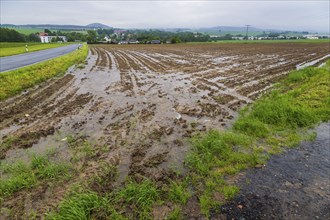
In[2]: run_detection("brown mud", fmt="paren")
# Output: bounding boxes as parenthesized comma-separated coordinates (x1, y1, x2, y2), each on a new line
(0, 43, 329, 218)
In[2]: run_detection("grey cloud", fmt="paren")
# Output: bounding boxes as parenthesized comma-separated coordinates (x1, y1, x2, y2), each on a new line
(1, 0, 329, 32)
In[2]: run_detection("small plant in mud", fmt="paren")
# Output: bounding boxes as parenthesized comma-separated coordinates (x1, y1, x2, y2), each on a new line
(46, 188, 116, 220)
(166, 207, 183, 220)
(76, 63, 86, 69)
(167, 180, 191, 205)
(47, 179, 160, 220)
(112, 179, 161, 219)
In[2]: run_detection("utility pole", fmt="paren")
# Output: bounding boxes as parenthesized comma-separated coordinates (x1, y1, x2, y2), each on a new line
(245, 25, 251, 43)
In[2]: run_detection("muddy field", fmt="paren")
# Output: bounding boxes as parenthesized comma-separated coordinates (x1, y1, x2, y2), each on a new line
(0, 42, 329, 217)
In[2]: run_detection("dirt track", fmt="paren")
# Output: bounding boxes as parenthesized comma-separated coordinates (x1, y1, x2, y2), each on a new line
(0, 42, 329, 217)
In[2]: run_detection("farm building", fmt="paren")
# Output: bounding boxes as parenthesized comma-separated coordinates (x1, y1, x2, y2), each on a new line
(118, 40, 128, 44)
(128, 39, 139, 44)
(232, 36, 244, 40)
(39, 32, 67, 43)
(104, 35, 111, 42)
(151, 40, 161, 44)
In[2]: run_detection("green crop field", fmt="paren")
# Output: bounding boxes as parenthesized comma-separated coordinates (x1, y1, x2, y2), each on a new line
(0, 42, 72, 57)
(9, 27, 87, 35)
(9, 28, 44, 35)
(203, 31, 262, 36)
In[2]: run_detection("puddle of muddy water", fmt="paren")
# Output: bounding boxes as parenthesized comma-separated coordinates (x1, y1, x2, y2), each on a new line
(296, 54, 330, 70)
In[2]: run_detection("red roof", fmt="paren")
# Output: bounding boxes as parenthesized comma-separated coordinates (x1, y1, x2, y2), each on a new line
(39, 32, 49, 36)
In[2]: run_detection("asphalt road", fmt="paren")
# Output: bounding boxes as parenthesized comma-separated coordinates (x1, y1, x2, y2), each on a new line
(0, 44, 80, 72)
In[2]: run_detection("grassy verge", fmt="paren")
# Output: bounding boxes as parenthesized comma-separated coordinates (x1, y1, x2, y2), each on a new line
(0, 42, 75, 57)
(0, 154, 73, 200)
(0, 43, 88, 101)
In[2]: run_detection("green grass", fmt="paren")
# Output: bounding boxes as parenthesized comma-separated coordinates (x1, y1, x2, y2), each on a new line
(167, 180, 190, 205)
(48, 179, 159, 219)
(46, 190, 121, 220)
(113, 179, 160, 219)
(0, 43, 88, 101)
(0, 154, 73, 199)
(0, 42, 72, 57)
(166, 207, 182, 220)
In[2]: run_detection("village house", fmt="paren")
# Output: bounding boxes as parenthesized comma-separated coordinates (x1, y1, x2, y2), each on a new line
(104, 35, 111, 42)
(128, 39, 139, 44)
(39, 32, 67, 43)
(151, 40, 161, 44)
(232, 36, 244, 40)
(118, 40, 128, 44)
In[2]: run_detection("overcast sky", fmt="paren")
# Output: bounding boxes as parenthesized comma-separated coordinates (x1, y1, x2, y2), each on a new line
(1, 0, 329, 32)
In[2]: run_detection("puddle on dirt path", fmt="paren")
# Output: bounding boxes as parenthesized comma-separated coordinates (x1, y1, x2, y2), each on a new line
(217, 122, 330, 220)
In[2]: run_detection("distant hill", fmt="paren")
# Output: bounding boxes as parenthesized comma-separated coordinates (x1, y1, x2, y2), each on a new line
(0, 23, 112, 30)
(150, 26, 284, 35)
(86, 23, 111, 29)
(201, 26, 263, 32)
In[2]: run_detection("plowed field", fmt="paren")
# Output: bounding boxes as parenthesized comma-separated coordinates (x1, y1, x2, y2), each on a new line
(0, 42, 329, 217)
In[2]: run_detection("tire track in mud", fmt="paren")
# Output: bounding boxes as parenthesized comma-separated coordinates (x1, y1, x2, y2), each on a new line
(1, 92, 93, 158)
(0, 74, 75, 129)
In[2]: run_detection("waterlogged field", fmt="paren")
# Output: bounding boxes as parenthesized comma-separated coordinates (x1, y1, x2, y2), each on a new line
(0, 42, 329, 218)
(0, 42, 71, 57)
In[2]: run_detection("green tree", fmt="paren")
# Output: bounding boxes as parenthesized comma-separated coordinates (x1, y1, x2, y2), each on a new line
(87, 30, 97, 43)
(27, 33, 40, 42)
(44, 29, 52, 35)
(0, 28, 26, 42)
(170, 36, 181, 44)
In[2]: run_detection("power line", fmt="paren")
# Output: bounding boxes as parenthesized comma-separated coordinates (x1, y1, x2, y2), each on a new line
(245, 25, 251, 41)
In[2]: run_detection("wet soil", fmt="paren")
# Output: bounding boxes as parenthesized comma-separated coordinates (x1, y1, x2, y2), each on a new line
(0, 43, 329, 217)
(217, 122, 330, 220)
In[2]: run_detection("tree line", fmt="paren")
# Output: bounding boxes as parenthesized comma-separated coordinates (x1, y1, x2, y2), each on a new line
(87, 29, 211, 44)
(0, 28, 40, 42)
(0, 28, 87, 42)
(1, 27, 213, 43)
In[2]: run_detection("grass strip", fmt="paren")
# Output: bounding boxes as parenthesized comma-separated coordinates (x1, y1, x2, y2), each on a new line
(0, 43, 88, 101)
(0, 154, 73, 199)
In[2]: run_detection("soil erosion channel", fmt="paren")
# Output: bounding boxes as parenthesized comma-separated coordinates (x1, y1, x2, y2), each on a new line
(0, 43, 329, 215)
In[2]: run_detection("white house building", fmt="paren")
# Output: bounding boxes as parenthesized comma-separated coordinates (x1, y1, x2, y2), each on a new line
(39, 32, 67, 43)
